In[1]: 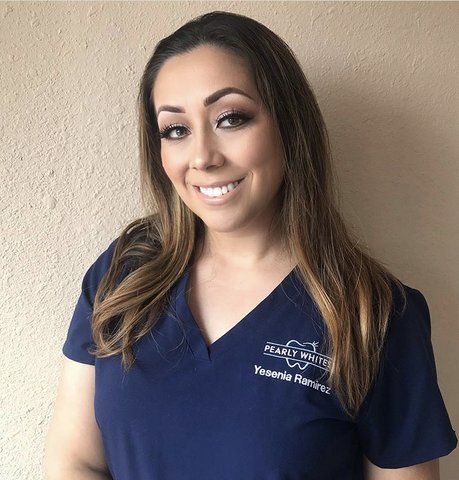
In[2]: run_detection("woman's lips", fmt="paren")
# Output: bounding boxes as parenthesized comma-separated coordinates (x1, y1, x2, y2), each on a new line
(193, 177, 245, 204)
(197, 179, 242, 197)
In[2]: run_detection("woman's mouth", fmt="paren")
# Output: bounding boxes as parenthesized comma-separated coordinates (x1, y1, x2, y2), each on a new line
(195, 178, 244, 198)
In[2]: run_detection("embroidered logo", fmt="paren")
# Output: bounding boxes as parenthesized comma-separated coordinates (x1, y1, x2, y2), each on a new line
(254, 339, 333, 395)
(263, 340, 331, 372)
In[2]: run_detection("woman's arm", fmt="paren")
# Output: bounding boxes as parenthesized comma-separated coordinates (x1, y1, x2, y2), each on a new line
(44, 358, 112, 479)
(364, 456, 439, 480)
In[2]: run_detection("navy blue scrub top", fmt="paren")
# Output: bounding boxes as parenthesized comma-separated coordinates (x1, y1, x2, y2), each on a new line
(63, 240, 457, 479)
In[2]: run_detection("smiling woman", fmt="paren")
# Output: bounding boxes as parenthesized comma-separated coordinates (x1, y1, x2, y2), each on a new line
(45, 10, 456, 480)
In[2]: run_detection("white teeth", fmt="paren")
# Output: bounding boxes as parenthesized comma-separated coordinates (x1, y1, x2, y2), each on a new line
(199, 180, 240, 197)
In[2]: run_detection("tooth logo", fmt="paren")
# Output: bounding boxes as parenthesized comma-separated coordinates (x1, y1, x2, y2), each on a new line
(285, 340, 318, 371)
(263, 339, 331, 372)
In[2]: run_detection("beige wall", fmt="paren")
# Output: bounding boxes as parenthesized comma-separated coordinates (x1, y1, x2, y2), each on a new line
(1, 1, 457, 478)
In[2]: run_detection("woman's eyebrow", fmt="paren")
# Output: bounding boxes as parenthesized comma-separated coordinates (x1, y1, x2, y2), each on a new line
(204, 87, 253, 106)
(156, 87, 254, 115)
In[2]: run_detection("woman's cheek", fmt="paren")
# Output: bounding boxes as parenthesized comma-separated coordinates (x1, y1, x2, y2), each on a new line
(161, 156, 177, 182)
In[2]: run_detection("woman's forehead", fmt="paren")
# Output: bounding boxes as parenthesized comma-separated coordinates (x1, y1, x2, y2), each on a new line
(152, 45, 258, 108)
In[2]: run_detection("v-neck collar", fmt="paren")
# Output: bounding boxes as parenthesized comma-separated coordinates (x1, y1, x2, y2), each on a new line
(174, 267, 299, 362)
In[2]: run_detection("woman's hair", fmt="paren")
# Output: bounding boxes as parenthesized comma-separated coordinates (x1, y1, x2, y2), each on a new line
(92, 11, 406, 417)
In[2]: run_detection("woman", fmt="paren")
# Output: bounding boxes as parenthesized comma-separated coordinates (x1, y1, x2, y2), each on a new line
(45, 11, 456, 480)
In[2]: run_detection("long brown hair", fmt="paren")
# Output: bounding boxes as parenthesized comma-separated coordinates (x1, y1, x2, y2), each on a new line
(92, 11, 406, 417)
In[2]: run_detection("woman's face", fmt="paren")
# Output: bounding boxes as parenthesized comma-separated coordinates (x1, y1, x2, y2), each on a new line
(153, 44, 284, 235)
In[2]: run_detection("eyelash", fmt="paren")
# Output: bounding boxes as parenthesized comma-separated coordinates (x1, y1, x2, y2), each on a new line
(158, 110, 251, 140)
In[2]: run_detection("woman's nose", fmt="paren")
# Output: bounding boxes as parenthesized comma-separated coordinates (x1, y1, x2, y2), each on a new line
(189, 129, 225, 170)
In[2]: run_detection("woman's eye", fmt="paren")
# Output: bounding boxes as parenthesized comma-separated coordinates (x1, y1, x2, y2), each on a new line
(159, 124, 189, 140)
(216, 111, 251, 128)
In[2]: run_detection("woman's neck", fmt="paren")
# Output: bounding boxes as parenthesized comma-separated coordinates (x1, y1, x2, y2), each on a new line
(199, 226, 294, 271)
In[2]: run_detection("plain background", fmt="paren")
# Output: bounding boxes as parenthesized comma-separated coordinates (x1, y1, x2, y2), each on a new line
(1, 1, 458, 478)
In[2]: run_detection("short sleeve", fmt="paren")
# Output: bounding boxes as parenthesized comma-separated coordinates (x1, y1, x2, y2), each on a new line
(62, 239, 118, 365)
(357, 286, 457, 468)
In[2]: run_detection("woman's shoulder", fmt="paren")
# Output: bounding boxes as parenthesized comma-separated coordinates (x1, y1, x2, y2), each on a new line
(388, 280, 432, 337)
